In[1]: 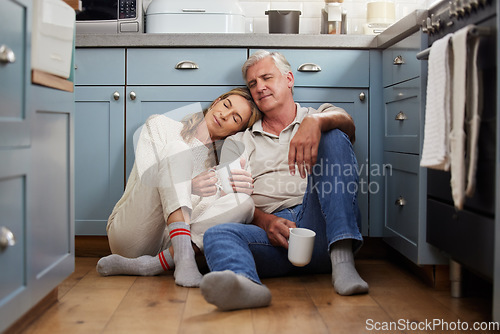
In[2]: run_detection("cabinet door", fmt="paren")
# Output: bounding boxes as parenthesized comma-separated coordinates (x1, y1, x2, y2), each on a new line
(293, 87, 369, 236)
(28, 86, 75, 297)
(0, 0, 31, 148)
(75, 87, 125, 235)
(125, 86, 240, 177)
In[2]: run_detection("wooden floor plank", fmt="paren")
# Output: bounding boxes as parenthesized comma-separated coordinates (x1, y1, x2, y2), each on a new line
(23, 262, 136, 334)
(251, 276, 330, 334)
(103, 274, 189, 333)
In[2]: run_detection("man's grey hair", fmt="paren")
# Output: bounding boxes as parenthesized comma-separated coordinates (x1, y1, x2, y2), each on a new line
(242, 50, 294, 92)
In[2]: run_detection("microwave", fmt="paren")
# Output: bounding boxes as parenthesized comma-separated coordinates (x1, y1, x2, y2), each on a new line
(76, 0, 144, 34)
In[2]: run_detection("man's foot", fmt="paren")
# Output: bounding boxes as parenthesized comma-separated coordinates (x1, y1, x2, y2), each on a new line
(200, 270, 271, 311)
(330, 239, 369, 295)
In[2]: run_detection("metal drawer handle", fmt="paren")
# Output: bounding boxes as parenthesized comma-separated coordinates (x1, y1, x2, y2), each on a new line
(0, 227, 16, 251)
(395, 196, 407, 207)
(395, 111, 408, 121)
(113, 91, 120, 100)
(297, 63, 322, 72)
(175, 61, 199, 70)
(0, 45, 16, 64)
(393, 55, 405, 65)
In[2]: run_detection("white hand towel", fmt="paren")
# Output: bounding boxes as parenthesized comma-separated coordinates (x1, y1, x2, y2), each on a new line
(420, 33, 453, 170)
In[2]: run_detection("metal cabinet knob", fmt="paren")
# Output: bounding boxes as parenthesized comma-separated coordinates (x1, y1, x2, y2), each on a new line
(394, 196, 407, 207)
(175, 61, 199, 70)
(113, 91, 120, 100)
(130, 91, 137, 100)
(297, 63, 322, 72)
(359, 92, 366, 101)
(395, 111, 408, 121)
(0, 45, 16, 64)
(0, 227, 16, 251)
(393, 55, 405, 65)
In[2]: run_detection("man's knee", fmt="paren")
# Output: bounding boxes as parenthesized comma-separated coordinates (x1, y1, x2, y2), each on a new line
(320, 129, 351, 148)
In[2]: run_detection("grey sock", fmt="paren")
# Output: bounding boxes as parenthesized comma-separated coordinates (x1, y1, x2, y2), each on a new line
(168, 222, 203, 287)
(96, 251, 174, 276)
(330, 239, 369, 295)
(200, 270, 272, 311)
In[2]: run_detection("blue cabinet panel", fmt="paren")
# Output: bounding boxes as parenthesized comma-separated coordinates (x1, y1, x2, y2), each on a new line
(127, 48, 247, 86)
(0, 149, 29, 309)
(75, 49, 125, 85)
(249, 49, 370, 88)
(75, 87, 125, 235)
(383, 78, 421, 154)
(0, 0, 31, 148)
(294, 87, 369, 236)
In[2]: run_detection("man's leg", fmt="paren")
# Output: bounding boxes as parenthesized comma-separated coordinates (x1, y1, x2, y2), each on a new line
(301, 129, 368, 295)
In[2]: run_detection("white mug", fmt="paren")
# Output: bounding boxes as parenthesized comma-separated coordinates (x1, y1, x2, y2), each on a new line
(288, 227, 316, 267)
(215, 159, 241, 194)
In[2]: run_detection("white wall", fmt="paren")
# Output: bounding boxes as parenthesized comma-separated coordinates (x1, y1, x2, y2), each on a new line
(239, 0, 436, 34)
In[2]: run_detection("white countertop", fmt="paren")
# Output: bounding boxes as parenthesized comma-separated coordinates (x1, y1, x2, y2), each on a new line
(75, 10, 428, 49)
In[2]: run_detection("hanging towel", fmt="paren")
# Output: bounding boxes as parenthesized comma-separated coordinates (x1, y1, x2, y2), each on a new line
(420, 33, 453, 170)
(449, 25, 480, 210)
(464, 27, 482, 197)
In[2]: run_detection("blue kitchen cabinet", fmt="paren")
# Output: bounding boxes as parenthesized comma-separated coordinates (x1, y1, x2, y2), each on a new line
(381, 31, 445, 265)
(1, 0, 75, 330)
(74, 48, 125, 235)
(293, 87, 370, 236)
(74, 86, 125, 235)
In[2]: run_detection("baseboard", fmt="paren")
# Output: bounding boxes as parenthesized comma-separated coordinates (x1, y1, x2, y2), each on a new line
(75, 236, 111, 257)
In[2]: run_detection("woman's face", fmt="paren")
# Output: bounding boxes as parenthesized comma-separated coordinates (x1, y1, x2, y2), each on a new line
(205, 94, 253, 140)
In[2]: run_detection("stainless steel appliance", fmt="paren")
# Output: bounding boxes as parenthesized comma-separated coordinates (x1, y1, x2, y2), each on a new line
(418, 0, 497, 289)
(76, 0, 144, 34)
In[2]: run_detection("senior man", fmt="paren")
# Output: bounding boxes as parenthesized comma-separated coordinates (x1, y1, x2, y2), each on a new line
(200, 50, 368, 311)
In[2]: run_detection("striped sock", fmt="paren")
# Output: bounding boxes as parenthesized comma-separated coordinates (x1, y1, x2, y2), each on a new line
(168, 222, 203, 287)
(96, 250, 174, 276)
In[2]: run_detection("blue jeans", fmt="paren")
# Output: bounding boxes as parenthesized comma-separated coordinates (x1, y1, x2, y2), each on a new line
(203, 129, 363, 284)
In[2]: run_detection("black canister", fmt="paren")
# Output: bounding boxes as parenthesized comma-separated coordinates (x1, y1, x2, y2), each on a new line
(265, 10, 301, 34)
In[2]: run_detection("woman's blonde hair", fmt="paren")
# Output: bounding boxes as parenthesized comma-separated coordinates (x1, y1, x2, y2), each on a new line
(180, 87, 260, 167)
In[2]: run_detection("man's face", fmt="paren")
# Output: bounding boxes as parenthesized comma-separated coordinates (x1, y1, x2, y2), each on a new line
(245, 57, 294, 113)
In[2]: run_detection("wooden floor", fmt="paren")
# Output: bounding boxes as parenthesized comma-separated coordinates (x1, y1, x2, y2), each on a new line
(16, 257, 498, 334)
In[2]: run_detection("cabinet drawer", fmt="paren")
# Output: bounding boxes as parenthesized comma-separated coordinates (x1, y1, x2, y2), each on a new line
(75, 49, 125, 85)
(383, 78, 421, 154)
(0, 149, 28, 305)
(384, 152, 420, 245)
(382, 32, 421, 87)
(250, 49, 369, 88)
(127, 48, 247, 85)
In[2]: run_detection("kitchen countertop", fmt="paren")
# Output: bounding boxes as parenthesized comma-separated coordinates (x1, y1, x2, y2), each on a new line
(75, 9, 428, 49)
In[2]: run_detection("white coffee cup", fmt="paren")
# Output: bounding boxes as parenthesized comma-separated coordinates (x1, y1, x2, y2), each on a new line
(215, 159, 241, 194)
(288, 227, 316, 267)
